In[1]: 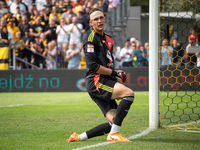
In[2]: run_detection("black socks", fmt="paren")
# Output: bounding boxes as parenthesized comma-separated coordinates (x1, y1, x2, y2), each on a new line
(86, 122, 112, 139)
(113, 96, 134, 126)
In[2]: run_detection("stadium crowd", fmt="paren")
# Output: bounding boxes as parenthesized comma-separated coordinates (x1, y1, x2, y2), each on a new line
(0, 0, 199, 70)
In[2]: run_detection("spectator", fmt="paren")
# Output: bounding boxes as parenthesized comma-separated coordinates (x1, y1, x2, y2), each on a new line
(65, 41, 80, 69)
(29, 16, 45, 38)
(46, 41, 56, 69)
(0, 2, 6, 16)
(20, 0, 28, 12)
(0, 26, 11, 45)
(56, 18, 69, 46)
(133, 40, 147, 67)
(97, 0, 109, 16)
(113, 46, 121, 69)
(18, 14, 30, 37)
(52, 14, 60, 26)
(188, 28, 198, 46)
(43, 0, 53, 15)
(9, 0, 27, 15)
(108, 0, 120, 9)
(171, 38, 185, 66)
(120, 39, 133, 67)
(62, 42, 68, 67)
(40, 32, 48, 52)
(77, 11, 90, 42)
(57, 0, 67, 14)
(160, 39, 172, 66)
(0, 26, 11, 70)
(49, 6, 61, 22)
(56, 18, 69, 67)
(186, 39, 200, 67)
(26, 5, 35, 23)
(30, 35, 45, 68)
(40, 6, 49, 25)
(0, 16, 7, 32)
(5, 11, 18, 26)
(34, 0, 47, 12)
(14, 31, 24, 69)
(130, 38, 137, 67)
(7, 18, 20, 42)
(73, 0, 83, 14)
(78, 42, 86, 69)
(93, 3, 98, 8)
(85, 1, 94, 9)
(72, 0, 84, 8)
(1, 2, 7, 10)
(65, 16, 71, 26)
(22, 0, 33, 8)
(84, 7, 91, 18)
(21, 28, 32, 68)
(61, 5, 76, 21)
(64, 0, 72, 8)
(144, 42, 149, 66)
(44, 19, 57, 43)
(14, 6, 22, 24)
(68, 16, 83, 45)
(30, 9, 41, 25)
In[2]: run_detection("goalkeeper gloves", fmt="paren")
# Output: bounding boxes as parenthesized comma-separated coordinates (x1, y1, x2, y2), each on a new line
(111, 70, 126, 84)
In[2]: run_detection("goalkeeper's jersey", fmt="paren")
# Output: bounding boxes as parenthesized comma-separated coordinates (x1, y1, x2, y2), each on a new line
(83, 29, 115, 80)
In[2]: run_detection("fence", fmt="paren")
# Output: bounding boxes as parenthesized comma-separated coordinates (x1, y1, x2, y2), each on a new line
(8, 43, 57, 70)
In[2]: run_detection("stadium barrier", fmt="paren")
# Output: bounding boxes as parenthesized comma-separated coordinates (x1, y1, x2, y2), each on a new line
(10, 44, 57, 70)
(0, 67, 200, 92)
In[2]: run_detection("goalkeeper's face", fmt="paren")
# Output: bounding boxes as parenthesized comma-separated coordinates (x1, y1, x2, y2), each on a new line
(90, 15, 106, 34)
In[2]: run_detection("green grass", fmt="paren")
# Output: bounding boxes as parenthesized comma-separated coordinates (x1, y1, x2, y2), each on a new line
(0, 92, 200, 150)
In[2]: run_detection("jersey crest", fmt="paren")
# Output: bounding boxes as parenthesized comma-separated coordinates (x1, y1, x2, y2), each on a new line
(105, 35, 113, 51)
(87, 44, 94, 52)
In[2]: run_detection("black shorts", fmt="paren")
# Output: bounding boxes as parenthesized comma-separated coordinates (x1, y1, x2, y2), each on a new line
(86, 75, 118, 116)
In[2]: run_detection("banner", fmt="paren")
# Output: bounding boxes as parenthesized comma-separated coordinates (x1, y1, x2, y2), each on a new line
(0, 67, 199, 92)
(0, 68, 148, 92)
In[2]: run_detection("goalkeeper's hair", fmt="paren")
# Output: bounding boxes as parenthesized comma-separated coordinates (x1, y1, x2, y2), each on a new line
(89, 8, 104, 15)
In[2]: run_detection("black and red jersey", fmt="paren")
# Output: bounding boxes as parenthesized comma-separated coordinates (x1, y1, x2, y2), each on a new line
(83, 30, 115, 79)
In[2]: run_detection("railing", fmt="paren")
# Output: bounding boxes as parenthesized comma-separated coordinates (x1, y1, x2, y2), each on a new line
(9, 43, 57, 70)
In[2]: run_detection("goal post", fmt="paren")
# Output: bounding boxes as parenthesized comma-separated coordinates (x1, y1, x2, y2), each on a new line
(149, 0, 159, 129)
(150, 0, 200, 130)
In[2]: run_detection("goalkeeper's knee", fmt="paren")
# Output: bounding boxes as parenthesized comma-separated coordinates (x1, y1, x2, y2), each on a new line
(123, 96, 134, 103)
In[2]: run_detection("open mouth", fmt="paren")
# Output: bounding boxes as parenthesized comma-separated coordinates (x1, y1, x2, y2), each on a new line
(98, 24, 103, 28)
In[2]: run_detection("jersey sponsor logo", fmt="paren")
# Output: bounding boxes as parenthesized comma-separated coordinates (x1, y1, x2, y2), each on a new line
(106, 50, 114, 68)
(87, 44, 94, 52)
(107, 63, 113, 67)
(106, 50, 112, 61)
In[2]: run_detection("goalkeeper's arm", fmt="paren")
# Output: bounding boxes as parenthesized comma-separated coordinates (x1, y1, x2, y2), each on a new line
(95, 66, 126, 83)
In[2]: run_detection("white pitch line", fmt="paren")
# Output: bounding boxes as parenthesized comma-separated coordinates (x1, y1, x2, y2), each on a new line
(71, 128, 154, 150)
(0, 104, 25, 108)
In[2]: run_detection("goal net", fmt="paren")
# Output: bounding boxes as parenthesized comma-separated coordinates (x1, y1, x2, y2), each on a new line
(159, 0, 200, 130)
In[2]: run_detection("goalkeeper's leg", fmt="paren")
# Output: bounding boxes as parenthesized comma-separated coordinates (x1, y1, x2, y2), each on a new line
(66, 122, 112, 142)
(107, 82, 134, 142)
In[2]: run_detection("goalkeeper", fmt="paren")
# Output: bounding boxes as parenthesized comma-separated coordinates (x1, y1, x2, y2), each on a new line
(67, 8, 135, 142)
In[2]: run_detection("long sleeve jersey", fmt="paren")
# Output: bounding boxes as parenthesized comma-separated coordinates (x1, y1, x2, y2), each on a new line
(83, 30, 115, 79)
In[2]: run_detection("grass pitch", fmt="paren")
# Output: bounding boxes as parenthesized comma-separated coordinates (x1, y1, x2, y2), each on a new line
(0, 92, 200, 150)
